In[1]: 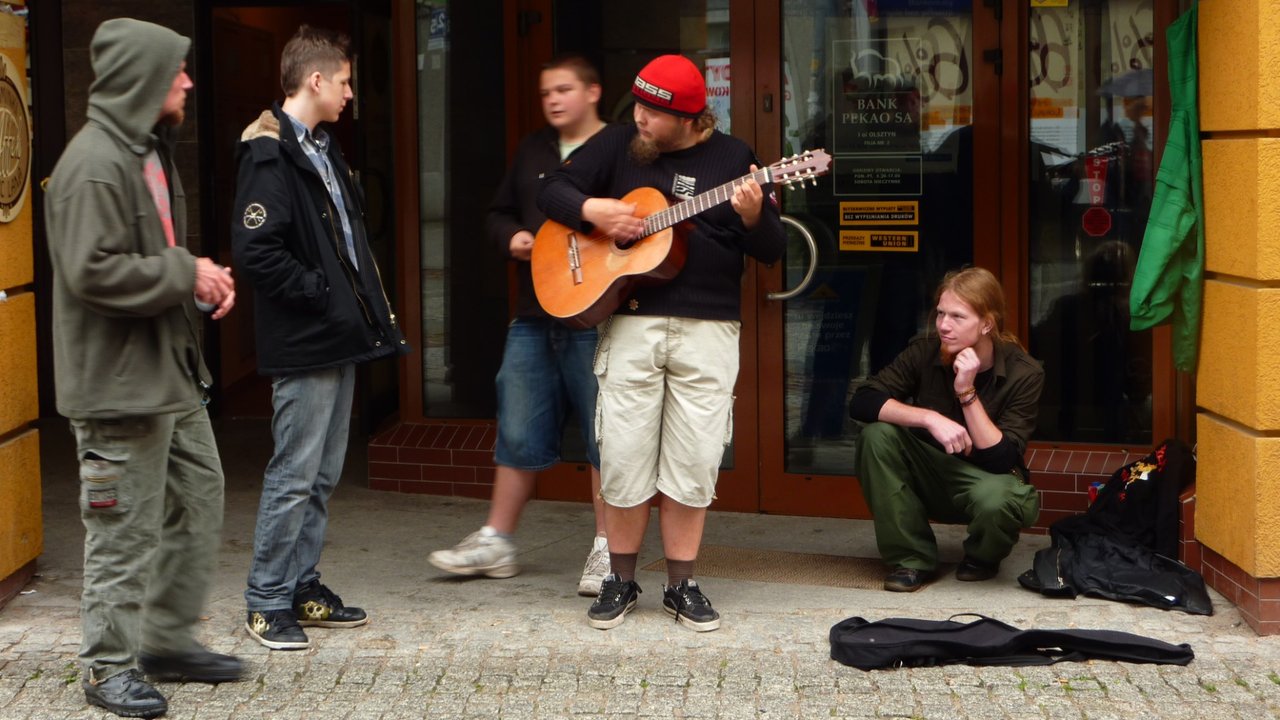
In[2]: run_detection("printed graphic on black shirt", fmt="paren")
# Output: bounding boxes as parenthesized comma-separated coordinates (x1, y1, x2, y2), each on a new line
(671, 173, 696, 199)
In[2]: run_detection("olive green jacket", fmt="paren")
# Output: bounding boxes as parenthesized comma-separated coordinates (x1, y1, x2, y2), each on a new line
(45, 19, 208, 418)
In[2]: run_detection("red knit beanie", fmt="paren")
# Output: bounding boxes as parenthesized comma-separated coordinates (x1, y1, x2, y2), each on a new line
(632, 55, 706, 118)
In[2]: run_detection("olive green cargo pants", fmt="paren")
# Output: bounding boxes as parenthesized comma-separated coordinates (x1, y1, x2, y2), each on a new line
(856, 422, 1040, 572)
(71, 407, 224, 681)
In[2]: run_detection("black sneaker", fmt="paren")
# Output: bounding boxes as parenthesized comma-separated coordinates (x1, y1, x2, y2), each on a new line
(139, 645, 243, 683)
(587, 574, 641, 629)
(83, 668, 168, 719)
(293, 580, 369, 628)
(662, 579, 721, 632)
(245, 609, 310, 650)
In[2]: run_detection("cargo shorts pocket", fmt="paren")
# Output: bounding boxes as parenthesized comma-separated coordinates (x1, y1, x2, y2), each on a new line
(722, 396, 736, 447)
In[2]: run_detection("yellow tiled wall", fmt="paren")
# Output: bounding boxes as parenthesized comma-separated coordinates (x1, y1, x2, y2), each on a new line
(0, 9, 40, 586)
(0, 431, 40, 579)
(1196, 1, 1280, 578)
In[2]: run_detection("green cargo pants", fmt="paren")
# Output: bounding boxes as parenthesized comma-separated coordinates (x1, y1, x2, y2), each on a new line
(855, 422, 1039, 572)
(71, 406, 224, 681)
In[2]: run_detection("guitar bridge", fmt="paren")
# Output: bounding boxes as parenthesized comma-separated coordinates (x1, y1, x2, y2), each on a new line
(567, 232, 583, 285)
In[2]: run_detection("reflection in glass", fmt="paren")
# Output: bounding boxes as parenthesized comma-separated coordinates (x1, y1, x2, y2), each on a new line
(1028, 0, 1154, 444)
(781, 1, 974, 475)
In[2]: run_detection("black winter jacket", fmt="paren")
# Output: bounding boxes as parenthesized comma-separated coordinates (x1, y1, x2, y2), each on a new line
(231, 104, 407, 375)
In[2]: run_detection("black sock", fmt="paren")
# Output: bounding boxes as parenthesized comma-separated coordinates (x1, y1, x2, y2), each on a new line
(610, 552, 638, 582)
(666, 559, 695, 587)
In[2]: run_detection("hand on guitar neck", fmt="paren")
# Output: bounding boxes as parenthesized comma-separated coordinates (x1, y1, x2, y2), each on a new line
(728, 164, 764, 229)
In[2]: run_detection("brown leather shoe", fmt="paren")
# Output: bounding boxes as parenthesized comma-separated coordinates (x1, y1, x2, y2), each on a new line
(955, 556, 1000, 582)
(883, 566, 933, 592)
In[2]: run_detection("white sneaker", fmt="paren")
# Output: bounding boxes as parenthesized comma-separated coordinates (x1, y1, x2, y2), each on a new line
(577, 536, 611, 596)
(428, 528, 519, 578)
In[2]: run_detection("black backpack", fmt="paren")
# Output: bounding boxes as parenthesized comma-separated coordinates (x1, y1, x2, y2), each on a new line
(1018, 438, 1212, 615)
(1070, 437, 1194, 559)
(830, 614, 1194, 670)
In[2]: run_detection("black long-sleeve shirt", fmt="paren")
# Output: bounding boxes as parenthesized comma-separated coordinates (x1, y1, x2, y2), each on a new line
(849, 336, 1044, 476)
(486, 125, 605, 319)
(537, 124, 785, 321)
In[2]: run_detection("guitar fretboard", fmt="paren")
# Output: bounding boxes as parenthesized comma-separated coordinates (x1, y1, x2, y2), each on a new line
(642, 167, 774, 236)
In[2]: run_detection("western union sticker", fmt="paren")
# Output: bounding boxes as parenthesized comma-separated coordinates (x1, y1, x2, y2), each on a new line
(1030, 0, 1068, 7)
(840, 201, 918, 226)
(840, 230, 919, 252)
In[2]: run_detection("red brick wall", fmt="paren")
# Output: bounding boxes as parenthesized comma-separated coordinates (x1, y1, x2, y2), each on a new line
(369, 421, 497, 498)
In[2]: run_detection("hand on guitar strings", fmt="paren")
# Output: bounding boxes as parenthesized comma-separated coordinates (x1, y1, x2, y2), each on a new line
(583, 197, 645, 243)
(730, 165, 764, 229)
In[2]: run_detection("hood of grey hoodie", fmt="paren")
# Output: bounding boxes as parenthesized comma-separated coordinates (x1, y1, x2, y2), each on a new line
(86, 18, 191, 152)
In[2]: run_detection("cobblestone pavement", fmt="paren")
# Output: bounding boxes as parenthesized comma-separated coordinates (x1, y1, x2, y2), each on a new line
(5, 597, 1280, 719)
(3, 420, 1280, 719)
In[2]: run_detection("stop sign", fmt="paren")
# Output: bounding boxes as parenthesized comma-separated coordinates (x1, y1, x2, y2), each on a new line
(1082, 206, 1112, 237)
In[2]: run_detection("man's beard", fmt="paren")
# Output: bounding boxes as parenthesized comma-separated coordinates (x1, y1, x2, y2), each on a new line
(628, 134, 659, 166)
(939, 346, 957, 367)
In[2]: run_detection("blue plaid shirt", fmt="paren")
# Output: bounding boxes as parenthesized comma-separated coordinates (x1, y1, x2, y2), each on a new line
(286, 112, 358, 269)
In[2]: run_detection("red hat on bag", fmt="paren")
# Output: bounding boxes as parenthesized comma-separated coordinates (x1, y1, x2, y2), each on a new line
(632, 54, 706, 118)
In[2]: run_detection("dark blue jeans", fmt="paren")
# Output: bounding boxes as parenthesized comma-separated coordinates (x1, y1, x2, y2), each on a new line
(245, 365, 355, 611)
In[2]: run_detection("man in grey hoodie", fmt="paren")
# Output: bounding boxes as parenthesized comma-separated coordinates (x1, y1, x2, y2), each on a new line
(45, 18, 241, 719)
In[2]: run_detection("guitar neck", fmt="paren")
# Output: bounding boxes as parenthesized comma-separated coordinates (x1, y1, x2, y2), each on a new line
(643, 166, 774, 235)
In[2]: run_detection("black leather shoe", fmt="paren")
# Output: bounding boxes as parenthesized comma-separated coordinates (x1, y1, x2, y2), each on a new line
(956, 556, 1000, 582)
(139, 646, 243, 683)
(883, 566, 933, 592)
(293, 580, 369, 628)
(83, 668, 168, 718)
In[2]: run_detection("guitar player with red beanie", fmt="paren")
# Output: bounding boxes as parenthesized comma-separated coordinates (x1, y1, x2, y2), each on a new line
(538, 54, 786, 632)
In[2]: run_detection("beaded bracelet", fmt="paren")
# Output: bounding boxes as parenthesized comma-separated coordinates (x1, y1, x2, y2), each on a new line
(955, 387, 976, 402)
(959, 393, 979, 407)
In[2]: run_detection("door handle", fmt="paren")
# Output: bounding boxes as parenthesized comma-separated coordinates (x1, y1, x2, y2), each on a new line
(766, 214, 819, 301)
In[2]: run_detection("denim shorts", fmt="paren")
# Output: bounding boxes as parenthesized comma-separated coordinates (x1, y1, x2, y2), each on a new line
(494, 317, 600, 470)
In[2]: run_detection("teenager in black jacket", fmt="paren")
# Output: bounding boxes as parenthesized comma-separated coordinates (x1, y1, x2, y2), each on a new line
(231, 25, 407, 651)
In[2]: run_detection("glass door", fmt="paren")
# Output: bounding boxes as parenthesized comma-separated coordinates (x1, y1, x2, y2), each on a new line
(1025, 0, 1159, 445)
(758, 0, 1003, 517)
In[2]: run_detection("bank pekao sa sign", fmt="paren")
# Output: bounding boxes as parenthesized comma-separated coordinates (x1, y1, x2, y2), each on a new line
(0, 51, 29, 223)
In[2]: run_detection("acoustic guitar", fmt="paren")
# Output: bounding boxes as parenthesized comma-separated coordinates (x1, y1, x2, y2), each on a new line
(531, 149, 832, 329)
